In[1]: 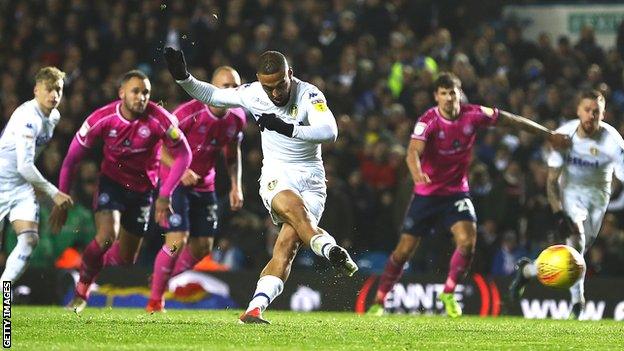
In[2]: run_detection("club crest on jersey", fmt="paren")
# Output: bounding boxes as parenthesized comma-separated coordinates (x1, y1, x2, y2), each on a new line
(438, 131, 445, 139)
(198, 126, 207, 134)
(590, 146, 599, 156)
(227, 126, 236, 137)
(308, 92, 318, 99)
(108, 129, 117, 137)
(138, 125, 151, 138)
(289, 104, 298, 119)
(463, 124, 474, 135)
(267, 179, 278, 191)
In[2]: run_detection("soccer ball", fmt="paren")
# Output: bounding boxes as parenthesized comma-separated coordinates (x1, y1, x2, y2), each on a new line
(535, 245, 586, 289)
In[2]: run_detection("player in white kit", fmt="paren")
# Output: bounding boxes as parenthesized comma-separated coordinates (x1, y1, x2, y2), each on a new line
(0, 67, 73, 284)
(164, 47, 358, 323)
(509, 90, 624, 319)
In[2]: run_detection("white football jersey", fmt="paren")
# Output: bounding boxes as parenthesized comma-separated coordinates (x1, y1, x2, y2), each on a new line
(0, 99, 60, 196)
(548, 119, 624, 200)
(180, 76, 337, 167)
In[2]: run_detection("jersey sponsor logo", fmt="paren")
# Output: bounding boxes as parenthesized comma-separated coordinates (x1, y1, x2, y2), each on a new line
(311, 99, 328, 112)
(166, 126, 181, 141)
(566, 155, 599, 168)
(78, 121, 90, 137)
(413, 122, 426, 136)
(138, 125, 151, 138)
(267, 179, 278, 191)
(289, 104, 298, 119)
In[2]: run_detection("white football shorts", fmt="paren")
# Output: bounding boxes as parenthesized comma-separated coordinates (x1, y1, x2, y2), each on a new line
(259, 162, 327, 225)
(0, 184, 40, 224)
(561, 186, 608, 253)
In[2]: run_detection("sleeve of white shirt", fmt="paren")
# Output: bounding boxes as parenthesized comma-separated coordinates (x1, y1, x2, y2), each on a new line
(292, 90, 337, 143)
(14, 116, 59, 198)
(547, 122, 571, 168)
(609, 131, 624, 181)
(176, 75, 246, 108)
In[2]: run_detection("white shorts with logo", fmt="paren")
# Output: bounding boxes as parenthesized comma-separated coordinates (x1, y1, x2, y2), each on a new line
(259, 162, 327, 225)
(561, 186, 608, 254)
(0, 184, 40, 224)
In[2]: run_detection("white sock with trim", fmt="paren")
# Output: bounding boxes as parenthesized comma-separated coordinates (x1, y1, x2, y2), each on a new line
(246, 275, 284, 313)
(310, 232, 337, 260)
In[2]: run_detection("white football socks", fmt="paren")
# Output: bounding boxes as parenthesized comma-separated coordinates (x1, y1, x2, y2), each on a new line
(1, 230, 39, 283)
(310, 232, 337, 259)
(246, 275, 284, 313)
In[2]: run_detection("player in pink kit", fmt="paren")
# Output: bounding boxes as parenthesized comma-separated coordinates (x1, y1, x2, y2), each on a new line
(146, 66, 246, 313)
(50, 70, 192, 313)
(368, 72, 570, 317)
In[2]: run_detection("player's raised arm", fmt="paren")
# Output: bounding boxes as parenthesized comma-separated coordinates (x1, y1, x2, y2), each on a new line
(163, 47, 244, 108)
(496, 109, 571, 149)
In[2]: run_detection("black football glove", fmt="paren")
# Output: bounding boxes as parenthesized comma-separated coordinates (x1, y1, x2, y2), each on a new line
(163, 47, 190, 80)
(257, 113, 294, 137)
(553, 210, 577, 240)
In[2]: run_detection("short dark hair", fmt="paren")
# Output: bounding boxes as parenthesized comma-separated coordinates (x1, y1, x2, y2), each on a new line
(433, 72, 461, 91)
(119, 69, 149, 86)
(257, 51, 288, 75)
(577, 89, 605, 107)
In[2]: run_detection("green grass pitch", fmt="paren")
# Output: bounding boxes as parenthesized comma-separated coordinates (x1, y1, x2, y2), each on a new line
(11, 306, 624, 350)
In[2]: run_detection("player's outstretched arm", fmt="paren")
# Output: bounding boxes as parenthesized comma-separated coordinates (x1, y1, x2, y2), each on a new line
(497, 110, 571, 149)
(164, 47, 244, 108)
(406, 139, 431, 184)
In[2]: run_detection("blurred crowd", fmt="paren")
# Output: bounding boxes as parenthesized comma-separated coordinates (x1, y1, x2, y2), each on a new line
(1, 0, 624, 278)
